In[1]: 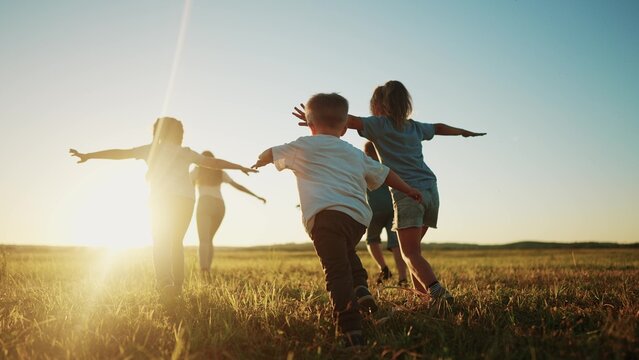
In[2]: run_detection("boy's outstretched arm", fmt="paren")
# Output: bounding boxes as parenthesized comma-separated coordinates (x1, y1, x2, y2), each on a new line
(433, 123, 486, 137)
(292, 104, 363, 130)
(197, 157, 257, 175)
(384, 170, 423, 203)
(69, 148, 139, 163)
(251, 148, 274, 169)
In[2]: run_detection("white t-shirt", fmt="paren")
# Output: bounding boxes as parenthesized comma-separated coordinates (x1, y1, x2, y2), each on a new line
(131, 143, 205, 200)
(272, 135, 390, 234)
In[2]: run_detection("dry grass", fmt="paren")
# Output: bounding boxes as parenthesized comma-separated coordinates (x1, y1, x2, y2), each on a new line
(0, 246, 637, 359)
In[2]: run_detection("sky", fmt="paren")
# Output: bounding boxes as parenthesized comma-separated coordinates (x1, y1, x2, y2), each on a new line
(0, 0, 638, 248)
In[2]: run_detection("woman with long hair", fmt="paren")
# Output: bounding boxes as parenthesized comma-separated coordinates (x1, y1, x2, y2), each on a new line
(70, 117, 256, 300)
(191, 150, 266, 278)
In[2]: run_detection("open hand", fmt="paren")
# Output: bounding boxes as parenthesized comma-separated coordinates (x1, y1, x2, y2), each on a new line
(292, 103, 308, 126)
(461, 130, 486, 138)
(406, 187, 423, 203)
(241, 166, 258, 175)
(69, 149, 88, 163)
(251, 159, 270, 170)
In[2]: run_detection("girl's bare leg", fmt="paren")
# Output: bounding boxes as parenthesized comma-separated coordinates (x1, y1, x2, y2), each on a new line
(397, 226, 437, 294)
(366, 243, 388, 270)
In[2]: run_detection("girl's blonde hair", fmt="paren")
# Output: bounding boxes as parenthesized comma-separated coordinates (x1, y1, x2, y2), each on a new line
(369, 86, 384, 115)
(382, 80, 412, 130)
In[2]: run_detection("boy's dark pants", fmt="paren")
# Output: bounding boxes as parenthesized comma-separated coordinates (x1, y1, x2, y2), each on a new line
(310, 210, 368, 334)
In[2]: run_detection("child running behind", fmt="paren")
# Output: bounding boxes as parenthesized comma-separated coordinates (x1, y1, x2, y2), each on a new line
(70, 117, 256, 301)
(363, 141, 408, 286)
(252, 93, 422, 347)
(294, 82, 485, 302)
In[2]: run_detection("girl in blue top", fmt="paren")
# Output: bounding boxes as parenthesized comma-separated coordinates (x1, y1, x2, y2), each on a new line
(294, 81, 485, 301)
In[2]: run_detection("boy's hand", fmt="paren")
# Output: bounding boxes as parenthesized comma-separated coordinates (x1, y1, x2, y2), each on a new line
(461, 130, 486, 137)
(406, 187, 423, 203)
(251, 159, 270, 170)
(69, 149, 88, 163)
(292, 103, 308, 126)
(241, 166, 258, 175)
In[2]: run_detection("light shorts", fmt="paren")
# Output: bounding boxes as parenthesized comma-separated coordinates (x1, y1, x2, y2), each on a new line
(365, 210, 399, 250)
(391, 183, 439, 230)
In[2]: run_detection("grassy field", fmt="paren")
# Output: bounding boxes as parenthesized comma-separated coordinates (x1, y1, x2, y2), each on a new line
(0, 245, 637, 359)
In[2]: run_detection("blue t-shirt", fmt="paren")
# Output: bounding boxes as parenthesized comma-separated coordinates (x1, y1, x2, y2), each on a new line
(358, 116, 437, 189)
(367, 185, 393, 215)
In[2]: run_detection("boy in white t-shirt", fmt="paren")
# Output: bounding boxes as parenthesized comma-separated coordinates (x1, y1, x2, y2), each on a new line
(252, 93, 422, 347)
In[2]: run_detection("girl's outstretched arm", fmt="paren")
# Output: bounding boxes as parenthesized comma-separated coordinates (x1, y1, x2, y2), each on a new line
(196, 157, 257, 175)
(251, 148, 273, 169)
(292, 104, 363, 130)
(69, 148, 142, 163)
(433, 123, 486, 137)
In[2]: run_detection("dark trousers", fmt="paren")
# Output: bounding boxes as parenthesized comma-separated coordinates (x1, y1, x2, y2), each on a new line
(310, 210, 368, 333)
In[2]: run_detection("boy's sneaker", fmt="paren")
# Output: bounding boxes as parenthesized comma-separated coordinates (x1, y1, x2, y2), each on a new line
(343, 331, 365, 348)
(397, 278, 409, 287)
(354, 285, 378, 314)
(376, 266, 392, 284)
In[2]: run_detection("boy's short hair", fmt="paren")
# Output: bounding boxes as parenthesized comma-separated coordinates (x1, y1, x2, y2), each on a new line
(306, 93, 349, 129)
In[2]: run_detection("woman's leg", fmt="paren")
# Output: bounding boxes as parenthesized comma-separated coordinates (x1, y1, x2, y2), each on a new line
(206, 200, 225, 268)
(197, 198, 225, 271)
(196, 201, 214, 271)
(397, 226, 437, 294)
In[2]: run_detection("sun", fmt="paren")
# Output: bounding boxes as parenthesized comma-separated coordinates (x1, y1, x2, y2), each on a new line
(63, 165, 153, 248)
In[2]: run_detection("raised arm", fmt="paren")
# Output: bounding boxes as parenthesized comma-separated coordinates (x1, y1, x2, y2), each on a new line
(224, 174, 266, 204)
(433, 123, 486, 137)
(292, 104, 363, 130)
(251, 148, 274, 169)
(195, 157, 257, 175)
(69, 148, 143, 163)
(384, 170, 423, 203)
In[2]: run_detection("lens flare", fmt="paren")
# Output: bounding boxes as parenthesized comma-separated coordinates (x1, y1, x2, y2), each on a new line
(161, 0, 192, 116)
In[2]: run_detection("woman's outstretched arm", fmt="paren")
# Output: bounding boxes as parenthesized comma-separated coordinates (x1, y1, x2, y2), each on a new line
(69, 148, 143, 163)
(292, 104, 363, 130)
(224, 174, 266, 203)
(433, 123, 486, 137)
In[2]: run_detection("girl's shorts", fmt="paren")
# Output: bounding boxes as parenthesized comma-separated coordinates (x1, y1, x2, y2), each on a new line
(391, 183, 439, 230)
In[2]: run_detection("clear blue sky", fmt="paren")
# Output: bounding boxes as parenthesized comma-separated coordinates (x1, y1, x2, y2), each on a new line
(1, 0, 638, 247)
